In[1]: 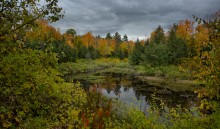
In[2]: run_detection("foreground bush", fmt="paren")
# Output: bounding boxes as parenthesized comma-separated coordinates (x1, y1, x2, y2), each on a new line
(0, 50, 86, 128)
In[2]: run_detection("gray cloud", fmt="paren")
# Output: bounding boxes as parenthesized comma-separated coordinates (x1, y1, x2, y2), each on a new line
(51, 0, 220, 40)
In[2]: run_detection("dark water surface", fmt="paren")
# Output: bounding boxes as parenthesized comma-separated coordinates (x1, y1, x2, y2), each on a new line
(65, 73, 198, 112)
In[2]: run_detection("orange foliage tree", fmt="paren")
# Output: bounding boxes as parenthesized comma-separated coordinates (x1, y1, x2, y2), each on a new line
(26, 19, 62, 42)
(176, 20, 195, 56)
(176, 20, 194, 41)
(82, 32, 95, 47)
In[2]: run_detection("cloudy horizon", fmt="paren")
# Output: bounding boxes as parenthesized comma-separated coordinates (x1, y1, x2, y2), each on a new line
(51, 0, 220, 41)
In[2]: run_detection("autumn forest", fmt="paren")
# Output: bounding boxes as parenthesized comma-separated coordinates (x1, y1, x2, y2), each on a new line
(0, 0, 220, 129)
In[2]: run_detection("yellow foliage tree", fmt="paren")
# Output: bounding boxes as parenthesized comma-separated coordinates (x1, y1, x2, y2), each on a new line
(97, 38, 110, 56)
(194, 24, 209, 54)
(64, 34, 74, 48)
(127, 41, 135, 54)
(183, 12, 220, 111)
(119, 41, 135, 55)
(108, 39, 116, 53)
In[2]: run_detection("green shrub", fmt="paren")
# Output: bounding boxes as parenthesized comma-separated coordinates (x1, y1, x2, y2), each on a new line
(0, 50, 86, 128)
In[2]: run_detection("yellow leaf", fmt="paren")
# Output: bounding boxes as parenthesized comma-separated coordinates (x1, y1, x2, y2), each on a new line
(3, 121, 12, 128)
(0, 114, 4, 119)
(7, 112, 12, 119)
(15, 117, 20, 123)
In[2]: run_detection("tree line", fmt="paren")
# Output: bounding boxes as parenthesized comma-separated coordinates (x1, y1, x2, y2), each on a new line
(25, 19, 137, 62)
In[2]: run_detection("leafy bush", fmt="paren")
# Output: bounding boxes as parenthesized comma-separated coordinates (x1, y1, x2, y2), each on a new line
(0, 49, 86, 128)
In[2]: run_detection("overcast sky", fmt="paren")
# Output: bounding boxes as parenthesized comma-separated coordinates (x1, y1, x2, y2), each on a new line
(51, 0, 219, 40)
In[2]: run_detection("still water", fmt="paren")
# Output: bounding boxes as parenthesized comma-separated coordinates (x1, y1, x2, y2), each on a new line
(65, 73, 197, 112)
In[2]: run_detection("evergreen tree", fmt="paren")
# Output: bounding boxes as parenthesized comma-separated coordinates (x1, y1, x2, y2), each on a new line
(167, 24, 188, 64)
(78, 45, 88, 59)
(66, 28, 76, 36)
(129, 39, 145, 65)
(51, 41, 78, 63)
(151, 25, 165, 44)
(106, 32, 112, 39)
(114, 32, 122, 45)
(113, 32, 122, 58)
(115, 49, 127, 60)
(141, 43, 169, 66)
(96, 35, 101, 39)
(123, 34, 128, 42)
(88, 45, 100, 59)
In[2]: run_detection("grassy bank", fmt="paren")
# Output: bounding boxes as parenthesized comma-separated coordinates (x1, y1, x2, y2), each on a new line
(58, 58, 202, 92)
(59, 58, 191, 80)
(58, 58, 127, 75)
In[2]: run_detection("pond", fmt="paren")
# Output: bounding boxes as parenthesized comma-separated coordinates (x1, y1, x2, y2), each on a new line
(64, 72, 198, 113)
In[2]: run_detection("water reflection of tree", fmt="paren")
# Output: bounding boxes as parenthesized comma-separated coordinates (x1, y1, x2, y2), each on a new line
(114, 79, 121, 96)
(131, 81, 195, 109)
(102, 75, 123, 96)
(77, 73, 197, 110)
(106, 87, 111, 94)
(134, 89, 141, 101)
(104, 76, 115, 94)
(123, 87, 129, 92)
